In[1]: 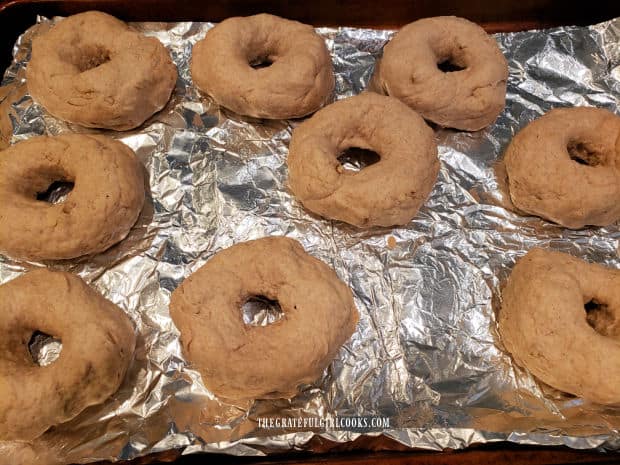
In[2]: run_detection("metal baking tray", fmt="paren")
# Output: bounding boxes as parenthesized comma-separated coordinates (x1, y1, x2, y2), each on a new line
(1, 1, 619, 465)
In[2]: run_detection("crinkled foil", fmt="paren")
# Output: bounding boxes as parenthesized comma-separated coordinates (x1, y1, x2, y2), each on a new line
(1, 15, 620, 465)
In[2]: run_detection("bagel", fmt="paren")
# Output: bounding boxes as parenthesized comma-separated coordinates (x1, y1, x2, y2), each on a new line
(369, 16, 508, 131)
(504, 107, 620, 229)
(26, 11, 177, 130)
(191, 14, 334, 119)
(0, 86, 13, 149)
(287, 92, 439, 227)
(0, 269, 136, 440)
(499, 248, 620, 404)
(0, 134, 145, 261)
(169, 237, 358, 401)
(0, 106, 10, 149)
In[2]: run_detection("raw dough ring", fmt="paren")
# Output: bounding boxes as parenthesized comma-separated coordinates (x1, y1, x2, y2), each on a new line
(499, 248, 620, 404)
(191, 13, 334, 119)
(287, 92, 439, 227)
(0, 134, 145, 261)
(504, 107, 620, 229)
(170, 237, 359, 400)
(0, 269, 136, 440)
(27, 11, 177, 130)
(369, 16, 508, 131)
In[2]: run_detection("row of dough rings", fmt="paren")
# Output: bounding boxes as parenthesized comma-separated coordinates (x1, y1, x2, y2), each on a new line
(25, 11, 334, 127)
(23, 11, 620, 229)
(2, 112, 611, 406)
(0, 236, 359, 439)
(3, 12, 152, 436)
(2, 9, 616, 434)
(499, 107, 620, 404)
(4, 250, 619, 439)
(2, 249, 617, 441)
(25, 11, 508, 129)
(4, 241, 619, 437)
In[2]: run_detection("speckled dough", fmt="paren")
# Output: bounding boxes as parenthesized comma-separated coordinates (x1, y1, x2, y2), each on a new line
(499, 248, 620, 404)
(0, 134, 145, 261)
(287, 92, 439, 227)
(170, 237, 359, 401)
(27, 11, 177, 130)
(0, 269, 136, 440)
(369, 16, 508, 131)
(504, 107, 620, 229)
(191, 14, 334, 119)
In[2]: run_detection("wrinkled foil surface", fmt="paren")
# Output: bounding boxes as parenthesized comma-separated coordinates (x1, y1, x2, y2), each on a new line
(1, 15, 620, 465)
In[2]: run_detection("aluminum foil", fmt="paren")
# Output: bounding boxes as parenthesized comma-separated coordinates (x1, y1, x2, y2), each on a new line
(1, 14, 620, 465)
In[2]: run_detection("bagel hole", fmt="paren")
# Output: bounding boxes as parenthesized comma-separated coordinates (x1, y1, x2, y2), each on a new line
(338, 147, 381, 172)
(568, 140, 604, 166)
(74, 45, 111, 72)
(249, 56, 274, 69)
(242, 295, 284, 326)
(585, 299, 620, 338)
(437, 57, 466, 73)
(28, 330, 62, 366)
(36, 180, 74, 204)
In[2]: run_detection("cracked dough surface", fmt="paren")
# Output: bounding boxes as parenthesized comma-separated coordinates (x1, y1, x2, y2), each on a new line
(170, 237, 359, 401)
(499, 248, 620, 404)
(26, 11, 177, 130)
(191, 13, 334, 119)
(0, 134, 145, 260)
(287, 92, 439, 227)
(0, 269, 136, 440)
(369, 16, 508, 131)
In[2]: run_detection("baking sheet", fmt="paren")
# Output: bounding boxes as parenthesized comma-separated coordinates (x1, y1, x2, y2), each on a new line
(0, 14, 620, 465)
